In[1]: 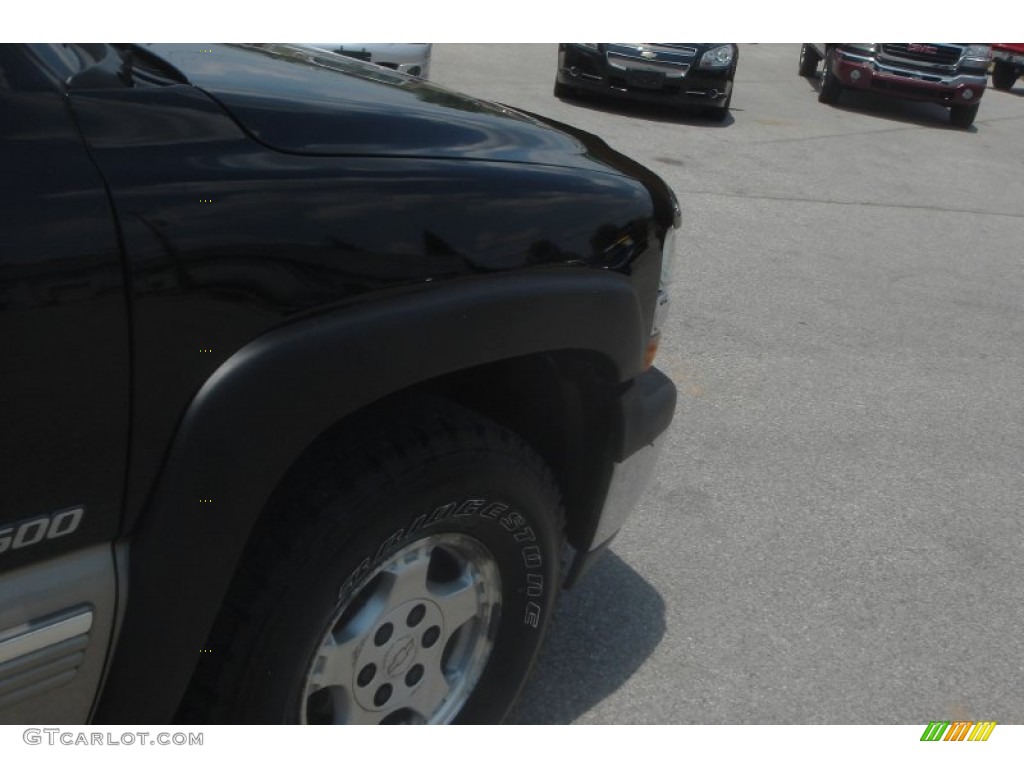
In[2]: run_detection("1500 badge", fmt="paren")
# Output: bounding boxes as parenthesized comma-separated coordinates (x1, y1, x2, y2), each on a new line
(0, 506, 84, 554)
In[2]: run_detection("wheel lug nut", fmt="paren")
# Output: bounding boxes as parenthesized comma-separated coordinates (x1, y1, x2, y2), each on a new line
(374, 684, 393, 707)
(356, 663, 376, 687)
(374, 623, 393, 646)
(405, 664, 424, 687)
(422, 625, 441, 649)
(407, 604, 426, 627)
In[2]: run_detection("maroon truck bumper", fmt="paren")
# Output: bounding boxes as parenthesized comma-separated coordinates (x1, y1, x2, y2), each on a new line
(832, 52, 986, 107)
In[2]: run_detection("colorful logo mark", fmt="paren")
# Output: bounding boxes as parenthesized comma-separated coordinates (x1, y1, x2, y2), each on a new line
(920, 721, 996, 742)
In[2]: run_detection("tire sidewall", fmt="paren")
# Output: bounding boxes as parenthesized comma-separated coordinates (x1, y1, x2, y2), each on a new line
(992, 61, 1016, 90)
(819, 49, 841, 103)
(950, 102, 979, 128)
(227, 448, 562, 724)
(799, 44, 819, 77)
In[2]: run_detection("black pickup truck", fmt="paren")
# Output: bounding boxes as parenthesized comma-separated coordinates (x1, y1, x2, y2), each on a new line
(0, 44, 677, 725)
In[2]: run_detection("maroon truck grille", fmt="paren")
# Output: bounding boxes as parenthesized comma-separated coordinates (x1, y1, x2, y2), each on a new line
(880, 43, 963, 67)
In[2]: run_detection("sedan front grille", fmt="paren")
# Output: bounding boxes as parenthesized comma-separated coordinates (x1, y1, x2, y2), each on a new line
(609, 44, 698, 74)
(652, 44, 698, 56)
(607, 53, 690, 75)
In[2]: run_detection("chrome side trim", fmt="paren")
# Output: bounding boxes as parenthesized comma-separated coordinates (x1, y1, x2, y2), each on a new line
(0, 637, 88, 709)
(0, 544, 116, 723)
(0, 610, 93, 666)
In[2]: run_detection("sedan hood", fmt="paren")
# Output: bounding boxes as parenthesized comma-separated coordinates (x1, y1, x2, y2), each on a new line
(145, 44, 610, 171)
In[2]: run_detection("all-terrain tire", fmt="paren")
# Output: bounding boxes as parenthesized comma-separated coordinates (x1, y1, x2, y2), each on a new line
(180, 397, 565, 724)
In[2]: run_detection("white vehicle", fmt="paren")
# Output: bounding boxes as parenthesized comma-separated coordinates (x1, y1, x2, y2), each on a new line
(305, 43, 432, 78)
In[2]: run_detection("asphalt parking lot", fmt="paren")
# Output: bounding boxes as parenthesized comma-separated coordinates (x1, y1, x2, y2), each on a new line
(431, 44, 1024, 724)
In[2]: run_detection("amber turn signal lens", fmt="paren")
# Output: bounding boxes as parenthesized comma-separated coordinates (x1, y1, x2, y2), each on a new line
(644, 333, 661, 370)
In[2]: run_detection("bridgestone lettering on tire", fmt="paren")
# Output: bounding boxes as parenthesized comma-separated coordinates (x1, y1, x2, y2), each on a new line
(181, 397, 565, 724)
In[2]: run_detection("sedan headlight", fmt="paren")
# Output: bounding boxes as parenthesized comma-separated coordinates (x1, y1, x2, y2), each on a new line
(699, 45, 734, 68)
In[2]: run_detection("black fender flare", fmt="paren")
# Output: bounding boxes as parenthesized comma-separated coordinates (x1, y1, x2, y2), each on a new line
(93, 269, 647, 723)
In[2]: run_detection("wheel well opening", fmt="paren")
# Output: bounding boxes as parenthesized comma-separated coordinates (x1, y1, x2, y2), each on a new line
(260, 351, 620, 564)
(176, 351, 620, 722)
(418, 352, 619, 550)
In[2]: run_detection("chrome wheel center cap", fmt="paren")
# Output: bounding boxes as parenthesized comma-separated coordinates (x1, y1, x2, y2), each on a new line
(384, 635, 417, 678)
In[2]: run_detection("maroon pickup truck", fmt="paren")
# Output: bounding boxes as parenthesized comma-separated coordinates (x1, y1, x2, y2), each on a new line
(991, 44, 1024, 90)
(799, 44, 992, 128)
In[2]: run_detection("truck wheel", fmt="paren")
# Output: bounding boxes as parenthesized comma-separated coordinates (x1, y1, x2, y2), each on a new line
(950, 103, 979, 128)
(183, 399, 565, 724)
(798, 44, 820, 77)
(818, 50, 842, 104)
(992, 61, 1017, 91)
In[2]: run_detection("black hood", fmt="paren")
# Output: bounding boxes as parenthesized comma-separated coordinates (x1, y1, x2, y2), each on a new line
(144, 43, 619, 172)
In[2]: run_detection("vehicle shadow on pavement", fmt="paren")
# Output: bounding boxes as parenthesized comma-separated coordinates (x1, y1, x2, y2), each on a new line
(800, 75, 980, 132)
(507, 551, 666, 723)
(555, 93, 735, 127)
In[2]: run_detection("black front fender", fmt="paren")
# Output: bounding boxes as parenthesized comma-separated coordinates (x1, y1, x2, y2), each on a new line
(93, 269, 646, 723)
